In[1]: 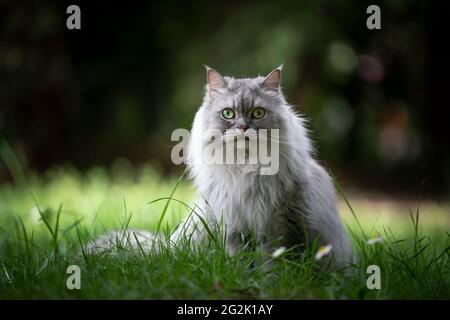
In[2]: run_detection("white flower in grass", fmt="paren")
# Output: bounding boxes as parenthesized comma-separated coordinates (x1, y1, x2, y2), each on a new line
(315, 244, 333, 261)
(271, 246, 286, 258)
(29, 206, 41, 224)
(367, 236, 383, 245)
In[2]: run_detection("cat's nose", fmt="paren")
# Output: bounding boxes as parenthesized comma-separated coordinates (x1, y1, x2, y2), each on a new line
(238, 124, 249, 132)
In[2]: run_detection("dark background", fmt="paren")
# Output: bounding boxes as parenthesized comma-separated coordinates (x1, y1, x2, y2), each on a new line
(0, 0, 449, 197)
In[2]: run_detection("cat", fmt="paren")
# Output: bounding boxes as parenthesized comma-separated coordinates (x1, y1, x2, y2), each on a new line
(85, 65, 353, 267)
(170, 65, 352, 265)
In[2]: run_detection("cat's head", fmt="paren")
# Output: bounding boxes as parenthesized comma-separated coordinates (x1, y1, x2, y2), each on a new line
(199, 65, 286, 136)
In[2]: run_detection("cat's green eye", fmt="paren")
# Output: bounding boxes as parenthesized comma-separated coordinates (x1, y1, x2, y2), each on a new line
(251, 107, 266, 119)
(221, 108, 235, 119)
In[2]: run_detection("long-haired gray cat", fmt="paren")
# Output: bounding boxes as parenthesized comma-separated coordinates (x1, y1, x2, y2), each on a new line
(86, 66, 352, 266)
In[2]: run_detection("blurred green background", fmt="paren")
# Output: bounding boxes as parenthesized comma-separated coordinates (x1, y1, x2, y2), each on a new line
(0, 0, 448, 200)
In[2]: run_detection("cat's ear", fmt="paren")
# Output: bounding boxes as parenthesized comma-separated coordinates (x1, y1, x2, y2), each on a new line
(204, 65, 226, 91)
(262, 64, 283, 93)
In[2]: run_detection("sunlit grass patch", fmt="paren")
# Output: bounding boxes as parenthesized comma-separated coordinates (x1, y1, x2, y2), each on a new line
(0, 163, 195, 237)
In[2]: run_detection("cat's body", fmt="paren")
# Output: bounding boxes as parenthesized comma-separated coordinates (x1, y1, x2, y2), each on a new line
(85, 66, 352, 266)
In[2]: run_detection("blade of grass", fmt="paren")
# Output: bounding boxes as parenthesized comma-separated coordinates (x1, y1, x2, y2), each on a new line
(331, 173, 368, 240)
(16, 218, 31, 265)
(155, 168, 187, 233)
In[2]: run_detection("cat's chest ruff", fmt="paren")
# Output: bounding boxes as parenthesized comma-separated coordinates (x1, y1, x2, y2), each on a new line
(203, 172, 279, 215)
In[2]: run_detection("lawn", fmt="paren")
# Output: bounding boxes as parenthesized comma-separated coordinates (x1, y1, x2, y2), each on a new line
(0, 161, 449, 299)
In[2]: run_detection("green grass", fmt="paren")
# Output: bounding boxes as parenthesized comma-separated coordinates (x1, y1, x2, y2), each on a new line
(0, 161, 449, 299)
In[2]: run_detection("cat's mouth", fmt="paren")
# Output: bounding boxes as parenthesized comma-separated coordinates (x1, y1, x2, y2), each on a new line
(202, 128, 276, 149)
(222, 128, 257, 138)
(222, 129, 258, 149)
